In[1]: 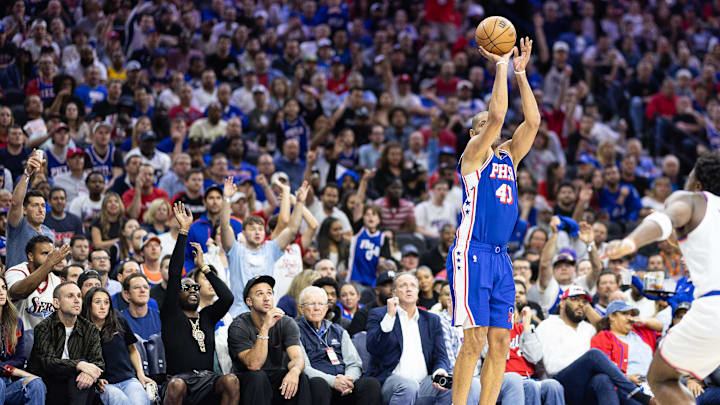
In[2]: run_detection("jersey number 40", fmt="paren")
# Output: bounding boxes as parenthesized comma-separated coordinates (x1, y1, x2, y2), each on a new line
(495, 184, 514, 205)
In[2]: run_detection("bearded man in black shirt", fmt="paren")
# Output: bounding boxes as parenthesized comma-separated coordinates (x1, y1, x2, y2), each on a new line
(161, 202, 239, 405)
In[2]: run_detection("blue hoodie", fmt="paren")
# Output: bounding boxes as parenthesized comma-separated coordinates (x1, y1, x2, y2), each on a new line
(184, 213, 243, 272)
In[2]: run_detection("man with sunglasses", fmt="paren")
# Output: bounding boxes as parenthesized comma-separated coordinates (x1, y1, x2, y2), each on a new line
(162, 202, 239, 405)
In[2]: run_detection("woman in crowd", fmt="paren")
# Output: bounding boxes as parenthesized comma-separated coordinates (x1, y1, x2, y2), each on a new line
(371, 142, 408, 197)
(317, 217, 350, 275)
(338, 283, 362, 321)
(91, 193, 126, 263)
(63, 100, 89, 146)
(269, 77, 290, 110)
(83, 287, 154, 405)
(372, 91, 393, 127)
(538, 162, 566, 204)
(0, 276, 46, 404)
(141, 198, 171, 235)
(0, 106, 13, 148)
(128, 116, 152, 150)
(591, 300, 662, 388)
(277, 269, 320, 319)
(641, 177, 672, 212)
(416, 266, 439, 309)
(117, 219, 140, 261)
(596, 140, 618, 168)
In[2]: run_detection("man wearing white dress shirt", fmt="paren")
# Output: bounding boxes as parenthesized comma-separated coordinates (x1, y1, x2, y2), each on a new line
(366, 272, 451, 405)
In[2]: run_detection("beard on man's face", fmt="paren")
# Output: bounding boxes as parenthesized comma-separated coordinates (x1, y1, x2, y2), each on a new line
(563, 302, 586, 324)
(179, 296, 199, 312)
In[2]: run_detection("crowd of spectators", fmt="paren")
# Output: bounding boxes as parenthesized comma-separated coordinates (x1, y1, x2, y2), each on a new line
(0, 0, 719, 404)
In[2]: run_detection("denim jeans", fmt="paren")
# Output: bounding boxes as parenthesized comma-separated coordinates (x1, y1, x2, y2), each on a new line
(697, 386, 720, 405)
(554, 349, 642, 405)
(466, 373, 526, 405)
(99, 378, 149, 405)
(0, 376, 46, 405)
(380, 374, 451, 405)
(519, 377, 565, 405)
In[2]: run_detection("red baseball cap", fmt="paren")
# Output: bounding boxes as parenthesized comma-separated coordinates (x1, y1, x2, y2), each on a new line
(66, 148, 85, 159)
(560, 285, 592, 303)
(398, 74, 411, 84)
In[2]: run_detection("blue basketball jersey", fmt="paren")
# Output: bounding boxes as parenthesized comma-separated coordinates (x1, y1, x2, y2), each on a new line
(281, 118, 309, 156)
(455, 149, 519, 246)
(88, 144, 116, 180)
(347, 227, 384, 286)
(46, 149, 68, 178)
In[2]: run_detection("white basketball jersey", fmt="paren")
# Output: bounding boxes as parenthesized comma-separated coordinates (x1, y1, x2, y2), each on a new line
(678, 192, 720, 298)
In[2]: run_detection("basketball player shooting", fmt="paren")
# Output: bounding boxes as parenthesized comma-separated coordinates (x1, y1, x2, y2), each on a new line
(603, 151, 720, 405)
(449, 37, 539, 405)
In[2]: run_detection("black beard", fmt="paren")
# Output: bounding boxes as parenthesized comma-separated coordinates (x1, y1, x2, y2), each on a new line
(179, 297, 199, 312)
(80, 58, 93, 67)
(564, 304, 585, 324)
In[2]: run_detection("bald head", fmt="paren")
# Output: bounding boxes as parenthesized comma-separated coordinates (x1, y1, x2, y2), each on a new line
(470, 111, 489, 137)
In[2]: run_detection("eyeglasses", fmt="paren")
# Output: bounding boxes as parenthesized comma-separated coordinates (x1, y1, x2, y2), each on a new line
(181, 284, 200, 292)
(302, 302, 328, 308)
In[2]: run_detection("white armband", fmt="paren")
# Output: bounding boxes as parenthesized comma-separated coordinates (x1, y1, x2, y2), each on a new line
(645, 211, 673, 241)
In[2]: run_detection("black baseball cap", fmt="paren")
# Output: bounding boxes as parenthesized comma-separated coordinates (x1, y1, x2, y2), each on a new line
(243, 275, 275, 301)
(204, 184, 223, 198)
(376, 271, 396, 285)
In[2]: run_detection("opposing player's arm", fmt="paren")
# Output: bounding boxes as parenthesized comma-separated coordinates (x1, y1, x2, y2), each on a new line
(603, 191, 695, 259)
(464, 47, 513, 166)
(539, 216, 561, 290)
(506, 38, 541, 166)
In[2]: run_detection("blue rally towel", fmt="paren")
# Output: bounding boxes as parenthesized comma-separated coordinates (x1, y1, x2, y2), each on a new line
(557, 215, 579, 238)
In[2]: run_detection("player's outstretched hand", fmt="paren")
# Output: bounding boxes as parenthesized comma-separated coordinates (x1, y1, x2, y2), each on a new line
(602, 239, 637, 260)
(477, 45, 514, 65)
(512, 37, 533, 72)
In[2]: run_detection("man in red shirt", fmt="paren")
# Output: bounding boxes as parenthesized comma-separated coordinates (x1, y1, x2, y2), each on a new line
(123, 163, 169, 221)
(168, 83, 203, 126)
(646, 78, 678, 156)
(434, 61, 460, 98)
(327, 57, 348, 95)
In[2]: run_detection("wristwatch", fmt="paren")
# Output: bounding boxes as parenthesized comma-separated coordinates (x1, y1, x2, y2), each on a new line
(256, 334, 269, 340)
(224, 197, 232, 203)
(587, 242, 596, 253)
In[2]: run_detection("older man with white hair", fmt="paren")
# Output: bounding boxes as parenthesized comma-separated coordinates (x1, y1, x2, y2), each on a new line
(296, 286, 382, 405)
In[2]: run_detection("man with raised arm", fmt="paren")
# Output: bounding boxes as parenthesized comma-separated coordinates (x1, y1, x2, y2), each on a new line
(449, 37, 541, 405)
(220, 176, 310, 316)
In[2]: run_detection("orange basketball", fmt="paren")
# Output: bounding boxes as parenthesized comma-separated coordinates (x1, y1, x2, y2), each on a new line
(475, 16, 517, 55)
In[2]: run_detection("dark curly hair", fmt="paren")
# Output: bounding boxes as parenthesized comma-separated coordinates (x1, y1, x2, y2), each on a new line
(694, 151, 720, 195)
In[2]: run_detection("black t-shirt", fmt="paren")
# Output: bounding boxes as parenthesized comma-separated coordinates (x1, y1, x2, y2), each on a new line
(150, 284, 166, 309)
(625, 175, 651, 197)
(627, 77, 659, 99)
(228, 313, 301, 373)
(90, 218, 122, 240)
(0, 42, 18, 66)
(417, 292, 438, 311)
(420, 247, 448, 276)
(90, 100, 119, 120)
(44, 213, 84, 246)
(553, 204, 574, 218)
(206, 53, 237, 83)
(171, 192, 206, 220)
(101, 315, 138, 384)
(0, 148, 30, 183)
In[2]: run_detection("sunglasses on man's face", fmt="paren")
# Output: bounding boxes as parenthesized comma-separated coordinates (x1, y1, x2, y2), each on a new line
(181, 284, 200, 292)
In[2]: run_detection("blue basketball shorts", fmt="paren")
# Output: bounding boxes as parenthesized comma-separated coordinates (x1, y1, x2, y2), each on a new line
(447, 241, 516, 329)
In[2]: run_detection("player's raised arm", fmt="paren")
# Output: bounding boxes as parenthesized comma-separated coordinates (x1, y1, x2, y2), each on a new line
(463, 46, 513, 166)
(603, 191, 696, 259)
(506, 37, 541, 166)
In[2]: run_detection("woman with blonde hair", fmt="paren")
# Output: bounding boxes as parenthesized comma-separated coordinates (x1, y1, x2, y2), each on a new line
(141, 198, 171, 234)
(277, 270, 320, 318)
(596, 140, 618, 168)
(130, 116, 152, 149)
(0, 276, 46, 402)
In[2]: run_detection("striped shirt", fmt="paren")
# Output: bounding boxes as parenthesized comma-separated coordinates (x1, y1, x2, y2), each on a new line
(373, 197, 416, 232)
